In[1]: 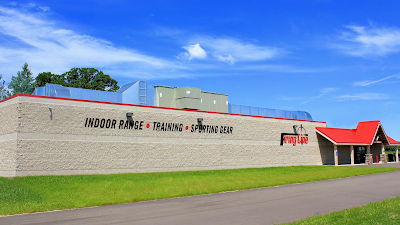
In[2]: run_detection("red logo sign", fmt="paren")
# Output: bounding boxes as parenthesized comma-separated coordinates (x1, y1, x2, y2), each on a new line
(280, 125, 309, 146)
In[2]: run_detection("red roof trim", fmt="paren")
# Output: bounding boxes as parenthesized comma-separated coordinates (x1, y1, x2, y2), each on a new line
(0, 94, 19, 104)
(371, 122, 381, 145)
(0, 94, 326, 123)
(316, 127, 357, 132)
(316, 129, 338, 145)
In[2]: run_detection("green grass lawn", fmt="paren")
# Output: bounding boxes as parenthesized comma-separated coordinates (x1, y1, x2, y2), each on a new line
(286, 196, 400, 224)
(0, 166, 398, 216)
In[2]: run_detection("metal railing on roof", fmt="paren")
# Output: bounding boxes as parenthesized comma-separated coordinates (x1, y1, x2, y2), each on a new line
(228, 103, 313, 121)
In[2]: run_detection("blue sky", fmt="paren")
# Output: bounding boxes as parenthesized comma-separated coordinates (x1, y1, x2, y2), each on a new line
(1, 0, 399, 140)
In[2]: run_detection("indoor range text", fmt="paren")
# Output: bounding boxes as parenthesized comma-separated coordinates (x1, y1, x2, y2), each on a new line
(84, 118, 144, 130)
(84, 118, 233, 134)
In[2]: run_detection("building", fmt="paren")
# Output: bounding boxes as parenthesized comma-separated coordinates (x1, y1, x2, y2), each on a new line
(154, 85, 228, 113)
(32, 82, 314, 121)
(0, 82, 398, 177)
(316, 121, 400, 165)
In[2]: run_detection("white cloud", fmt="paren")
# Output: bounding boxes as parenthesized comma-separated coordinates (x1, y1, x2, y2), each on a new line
(8, 2, 17, 6)
(236, 64, 335, 73)
(337, 93, 390, 101)
(215, 54, 235, 64)
(0, 5, 328, 83)
(334, 25, 400, 57)
(279, 96, 304, 101)
(37, 6, 51, 12)
(20, 3, 36, 8)
(384, 102, 395, 106)
(155, 27, 287, 65)
(352, 74, 400, 86)
(178, 43, 207, 62)
(154, 28, 284, 63)
(0, 6, 187, 80)
(321, 87, 338, 94)
(194, 36, 284, 64)
(300, 87, 339, 105)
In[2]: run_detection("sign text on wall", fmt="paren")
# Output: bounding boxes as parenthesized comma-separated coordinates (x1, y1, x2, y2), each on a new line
(84, 117, 233, 134)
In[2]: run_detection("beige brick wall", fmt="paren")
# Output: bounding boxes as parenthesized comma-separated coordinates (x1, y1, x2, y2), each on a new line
(0, 98, 18, 135)
(1, 96, 328, 177)
(15, 101, 324, 142)
(0, 98, 19, 176)
(0, 140, 17, 176)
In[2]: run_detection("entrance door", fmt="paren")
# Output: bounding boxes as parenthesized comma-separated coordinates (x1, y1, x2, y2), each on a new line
(355, 146, 366, 164)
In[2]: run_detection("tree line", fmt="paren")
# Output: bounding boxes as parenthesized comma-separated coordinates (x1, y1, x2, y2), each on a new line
(0, 63, 120, 100)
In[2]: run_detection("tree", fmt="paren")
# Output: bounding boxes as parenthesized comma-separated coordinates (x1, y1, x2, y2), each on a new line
(8, 62, 35, 95)
(35, 72, 67, 87)
(34, 68, 119, 92)
(63, 68, 119, 91)
(0, 74, 11, 100)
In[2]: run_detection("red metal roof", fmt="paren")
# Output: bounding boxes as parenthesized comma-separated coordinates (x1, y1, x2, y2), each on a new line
(388, 136, 400, 146)
(316, 121, 399, 146)
(354, 121, 381, 144)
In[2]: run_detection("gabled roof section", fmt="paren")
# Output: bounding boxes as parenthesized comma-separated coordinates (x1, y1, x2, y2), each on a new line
(316, 121, 399, 146)
(354, 121, 381, 144)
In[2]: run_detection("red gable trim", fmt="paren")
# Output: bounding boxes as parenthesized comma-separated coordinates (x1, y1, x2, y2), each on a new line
(0, 94, 327, 123)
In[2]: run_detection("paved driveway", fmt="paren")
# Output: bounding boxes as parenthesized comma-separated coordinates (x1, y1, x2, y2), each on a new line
(1, 164, 400, 225)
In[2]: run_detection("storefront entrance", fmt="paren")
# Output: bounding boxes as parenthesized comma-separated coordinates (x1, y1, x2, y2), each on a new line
(355, 146, 366, 164)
